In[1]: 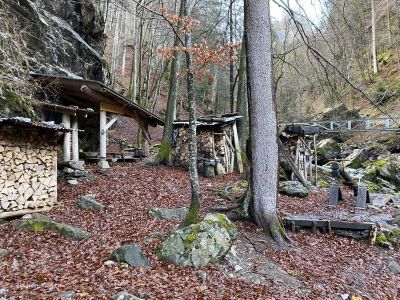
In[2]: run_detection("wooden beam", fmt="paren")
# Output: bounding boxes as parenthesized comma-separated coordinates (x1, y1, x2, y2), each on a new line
(104, 114, 120, 132)
(232, 122, 244, 174)
(100, 102, 124, 114)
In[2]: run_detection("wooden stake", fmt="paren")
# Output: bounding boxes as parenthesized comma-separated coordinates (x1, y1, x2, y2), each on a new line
(232, 122, 244, 173)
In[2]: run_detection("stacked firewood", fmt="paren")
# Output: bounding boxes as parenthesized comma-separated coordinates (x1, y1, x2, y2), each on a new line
(0, 128, 59, 216)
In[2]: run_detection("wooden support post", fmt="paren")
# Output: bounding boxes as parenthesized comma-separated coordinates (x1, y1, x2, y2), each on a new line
(232, 122, 244, 174)
(328, 185, 343, 206)
(312, 221, 317, 234)
(356, 187, 370, 209)
(62, 114, 71, 161)
(314, 135, 318, 185)
(142, 121, 150, 156)
(71, 116, 79, 162)
(99, 110, 110, 169)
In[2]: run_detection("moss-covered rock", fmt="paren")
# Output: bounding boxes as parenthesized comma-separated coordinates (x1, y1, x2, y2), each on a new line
(16, 214, 91, 241)
(279, 181, 309, 198)
(158, 214, 236, 268)
(0, 85, 36, 118)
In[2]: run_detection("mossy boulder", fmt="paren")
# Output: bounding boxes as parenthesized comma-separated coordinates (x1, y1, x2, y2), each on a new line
(148, 207, 188, 221)
(316, 138, 342, 164)
(279, 181, 309, 198)
(158, 214, 236, 268)
(363, 156, 400, 191)
(16, 214, 91, 241)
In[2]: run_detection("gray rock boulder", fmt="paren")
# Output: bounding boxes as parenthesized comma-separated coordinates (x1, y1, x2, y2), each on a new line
(158, 214, 237, 268)
(316, 138, 342, 164)
(17, 213, 91, 241)
(279, 181, 309, 198)
(388, 261, 400, 274)
(148, 207, 188, 221)
(76, 195, 105, 211)
(110, 244, 149, 268)
(343, 148, 369, 169)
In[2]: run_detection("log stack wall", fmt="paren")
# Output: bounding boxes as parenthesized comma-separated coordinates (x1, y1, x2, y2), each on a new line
(0, 127, 60, 218)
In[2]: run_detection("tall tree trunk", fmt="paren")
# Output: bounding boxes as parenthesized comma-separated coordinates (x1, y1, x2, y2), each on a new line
(210, 64, 219, 114)
(159, 0, 185, 163)
(128, 3, 138, 102)
(236, 33, 248, 153)
(111, 6, 122, 88)
(181, 0, 201, 227)
(229, 0, 235, 112)
(372, 0, 379, 74)
(244, 0, 285, 244)
(396, 0, 400, 33)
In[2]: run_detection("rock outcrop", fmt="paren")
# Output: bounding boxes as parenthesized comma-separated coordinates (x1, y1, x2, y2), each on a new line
(76, 195, 105, 211)
(1, 0, 105, 81)
(158, 214, 237, 268)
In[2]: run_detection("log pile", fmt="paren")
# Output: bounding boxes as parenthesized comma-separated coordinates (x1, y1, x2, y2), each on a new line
(172, 125, 236, 175)
(0, 127, 60, 217)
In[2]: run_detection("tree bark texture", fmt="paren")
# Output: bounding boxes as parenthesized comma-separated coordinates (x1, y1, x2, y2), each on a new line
(244, 0, 284, 244)
(371, 0, 379, 74)
(181, 0, 201, 227)
(159, 0, 185, 163)
(236, 33, 248, 153)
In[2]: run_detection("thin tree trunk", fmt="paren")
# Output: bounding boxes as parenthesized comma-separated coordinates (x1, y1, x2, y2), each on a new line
(159, 0, 185, 163)
(244, 0, 285, 244)
(396, 0, 400, 33)
(181, 0, 201, 227)
(121, 10, 129, 76)
(111, 6, 122, 88)
(372, 0, 379, 74)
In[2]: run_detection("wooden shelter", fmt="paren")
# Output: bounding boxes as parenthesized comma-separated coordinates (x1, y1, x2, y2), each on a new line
(172, 114, 243, 176)
(0, 117, 70, 218)
(31, 73, 164, 168)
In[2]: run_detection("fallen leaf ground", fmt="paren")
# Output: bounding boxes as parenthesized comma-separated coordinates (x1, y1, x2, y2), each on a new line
(0, 163, 399, 299)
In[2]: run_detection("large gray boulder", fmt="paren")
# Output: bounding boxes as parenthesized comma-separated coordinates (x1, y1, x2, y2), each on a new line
(316, 138, 341, 164)
(110, 244, 149, 268)
(279, 181, 309, 198)
(148, 207, 188, 221)
(158, 214, 237, 268)
(17, 214, 91, 241)
(76, 195, 105, 211)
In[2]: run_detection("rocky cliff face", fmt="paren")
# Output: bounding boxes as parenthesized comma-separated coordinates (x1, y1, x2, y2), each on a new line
(1, 0, 105, 81)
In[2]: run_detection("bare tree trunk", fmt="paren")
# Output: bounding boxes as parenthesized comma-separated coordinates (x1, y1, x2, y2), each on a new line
(111, 6, 122, 88)
(372, 0, 379, 74)
(210, 64, 219, 113)
(244, 0, 285, 244)
(181, 0, 201, 227)
(159, 0, 185, 163)
(128, 3, 138, 102)
(236, 33, 248, 152)
(229, 0, 235, 112)
(396, 0, 400, 33)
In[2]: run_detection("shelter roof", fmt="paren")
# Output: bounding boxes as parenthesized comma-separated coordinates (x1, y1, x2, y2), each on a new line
(30, 73, 164, 126)
(174, 113, 242, 128)
(0, 117, 72, 132)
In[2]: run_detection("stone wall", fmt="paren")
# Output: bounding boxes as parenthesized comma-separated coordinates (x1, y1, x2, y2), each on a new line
(0, 128, 60, 217)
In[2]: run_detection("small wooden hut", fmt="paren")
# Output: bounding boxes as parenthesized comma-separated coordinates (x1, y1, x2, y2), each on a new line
(0, 117, 70, 218)
(172, 114, 243, 176)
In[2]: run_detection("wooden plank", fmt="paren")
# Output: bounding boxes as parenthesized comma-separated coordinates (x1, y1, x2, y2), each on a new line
(100, 102, 124, 114)
(356, 187, 370, 209)
(284, 218, 374, 231)
(232, 122, 244, 174)
(328, 185, 342, 206)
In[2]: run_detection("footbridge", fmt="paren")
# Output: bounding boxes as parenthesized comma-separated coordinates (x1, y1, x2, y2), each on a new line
(280, 117, 400, 135)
